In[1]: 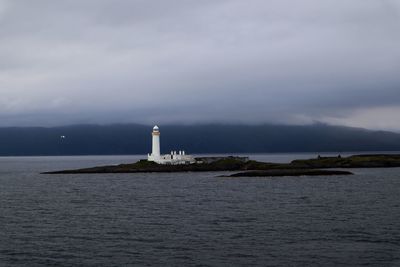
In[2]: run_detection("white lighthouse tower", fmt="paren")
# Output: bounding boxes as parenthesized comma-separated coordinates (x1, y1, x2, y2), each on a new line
(147, 125, 195, 165)
(151, 125, 160, 159)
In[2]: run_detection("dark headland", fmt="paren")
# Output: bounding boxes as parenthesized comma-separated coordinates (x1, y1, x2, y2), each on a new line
(2, 124, 400, 156)
(43, 154, 400, 177)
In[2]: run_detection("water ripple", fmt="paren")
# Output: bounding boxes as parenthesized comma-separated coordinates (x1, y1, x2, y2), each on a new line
(1, 158, 400, 266)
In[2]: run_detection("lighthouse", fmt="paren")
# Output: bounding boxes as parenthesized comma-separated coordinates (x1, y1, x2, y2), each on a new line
(151, 125, 161, 159)
(147, 125, 195, 165)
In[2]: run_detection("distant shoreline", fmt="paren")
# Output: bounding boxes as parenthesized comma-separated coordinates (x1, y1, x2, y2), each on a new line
(1, 124, 400, 156)
(2, 150, 400, 158)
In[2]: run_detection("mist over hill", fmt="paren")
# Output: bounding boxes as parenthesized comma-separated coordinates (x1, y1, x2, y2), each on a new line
(0, 124, 399, 156)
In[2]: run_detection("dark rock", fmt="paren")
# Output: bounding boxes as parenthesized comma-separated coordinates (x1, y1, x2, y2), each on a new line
(221, 169, 353, 177)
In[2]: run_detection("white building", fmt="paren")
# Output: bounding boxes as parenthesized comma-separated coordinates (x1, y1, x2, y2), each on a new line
(147, 125, 196, 165)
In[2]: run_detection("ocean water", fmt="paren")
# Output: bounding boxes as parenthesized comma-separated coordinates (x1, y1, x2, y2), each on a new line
(1, 154, 400, 266)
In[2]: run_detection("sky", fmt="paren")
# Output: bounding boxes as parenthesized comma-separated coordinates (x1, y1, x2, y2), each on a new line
(0, 0, 399, 130)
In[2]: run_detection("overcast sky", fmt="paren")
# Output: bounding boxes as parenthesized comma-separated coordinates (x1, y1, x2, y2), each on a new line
(0, 0, 399, 130)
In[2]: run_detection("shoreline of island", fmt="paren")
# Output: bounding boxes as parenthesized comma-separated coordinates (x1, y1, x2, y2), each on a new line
(42, 154, 400, 177)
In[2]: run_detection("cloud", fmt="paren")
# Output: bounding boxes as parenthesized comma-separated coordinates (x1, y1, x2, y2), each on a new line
(0, 0, 399, 129)
(321, 106, 400, 131)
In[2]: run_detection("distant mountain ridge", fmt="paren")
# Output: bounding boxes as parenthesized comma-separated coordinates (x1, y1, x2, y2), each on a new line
(0, 124, 399, 156)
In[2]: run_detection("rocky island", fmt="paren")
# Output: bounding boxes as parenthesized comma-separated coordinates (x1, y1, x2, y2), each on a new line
(42, 154, 400, 177)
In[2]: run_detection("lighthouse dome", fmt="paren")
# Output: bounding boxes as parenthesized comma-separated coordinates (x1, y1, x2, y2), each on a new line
(153, 125, 159, 131)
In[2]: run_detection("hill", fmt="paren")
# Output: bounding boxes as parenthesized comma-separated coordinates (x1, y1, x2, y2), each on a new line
(0, 124, 399, 156)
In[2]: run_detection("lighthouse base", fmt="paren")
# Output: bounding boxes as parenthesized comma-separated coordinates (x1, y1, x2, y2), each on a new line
(148, 153, 196, 165)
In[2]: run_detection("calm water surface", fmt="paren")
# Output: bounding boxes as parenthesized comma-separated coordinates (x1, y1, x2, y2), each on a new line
(1, 154, 400, 266)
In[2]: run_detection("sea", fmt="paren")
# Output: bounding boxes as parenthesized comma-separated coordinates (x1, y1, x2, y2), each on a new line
(0, 153, 399, 267)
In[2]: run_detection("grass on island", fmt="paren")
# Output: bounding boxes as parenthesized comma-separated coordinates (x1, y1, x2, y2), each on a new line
(43, 154, 400, 175)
